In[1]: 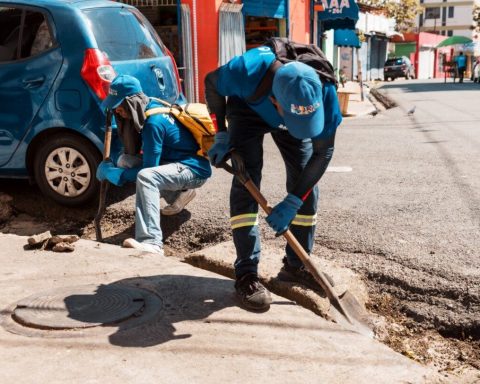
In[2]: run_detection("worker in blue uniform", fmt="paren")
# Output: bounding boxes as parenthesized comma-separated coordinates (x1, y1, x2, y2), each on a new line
(205, 46, 343, 311)
(96, 75, 211, 255)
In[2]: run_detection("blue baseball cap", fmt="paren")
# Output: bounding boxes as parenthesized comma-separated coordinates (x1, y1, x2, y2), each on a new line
(272, 62, 324, 139)
(101, 75, 143, 111)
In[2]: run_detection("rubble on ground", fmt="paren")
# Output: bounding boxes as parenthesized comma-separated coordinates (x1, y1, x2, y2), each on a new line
(26, 231, 79, 252)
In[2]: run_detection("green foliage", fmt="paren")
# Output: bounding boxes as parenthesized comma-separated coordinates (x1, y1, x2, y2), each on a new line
(474, 5, 480, 32)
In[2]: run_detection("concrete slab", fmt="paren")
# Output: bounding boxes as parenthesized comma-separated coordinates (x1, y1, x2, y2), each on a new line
(0, 234, 443, 384)
(186, 241, 370, 323)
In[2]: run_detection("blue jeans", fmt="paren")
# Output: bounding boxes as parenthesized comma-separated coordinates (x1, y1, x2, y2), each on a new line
(135, 163, 207, 248)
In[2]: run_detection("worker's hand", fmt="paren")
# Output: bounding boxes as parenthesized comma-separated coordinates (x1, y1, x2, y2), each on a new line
(266, 194, 303, 236)
(207, 131, 231, 166)
(96, 160, 125, 186)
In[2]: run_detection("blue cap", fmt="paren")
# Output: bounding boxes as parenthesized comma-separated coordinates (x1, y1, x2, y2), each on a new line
(272, 62, 324, 139)
(101, 75, 143, 111)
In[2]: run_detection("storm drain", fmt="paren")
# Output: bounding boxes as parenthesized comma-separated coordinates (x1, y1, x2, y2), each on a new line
(12, 284, 146, 330)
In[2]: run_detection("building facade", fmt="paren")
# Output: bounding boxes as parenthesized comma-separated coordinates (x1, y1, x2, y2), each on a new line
(418, 0, 480, 38)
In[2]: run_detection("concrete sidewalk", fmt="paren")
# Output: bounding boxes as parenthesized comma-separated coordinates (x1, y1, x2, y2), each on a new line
(0, 234, 443, 383)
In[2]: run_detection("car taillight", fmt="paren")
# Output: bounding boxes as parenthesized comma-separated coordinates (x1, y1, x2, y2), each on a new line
(165, 47, 182, 93)
(81, 48, 116, 100)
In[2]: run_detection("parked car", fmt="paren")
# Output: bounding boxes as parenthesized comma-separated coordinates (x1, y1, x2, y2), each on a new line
(384, 56, 415, 81)
(0, 0, 184, 206)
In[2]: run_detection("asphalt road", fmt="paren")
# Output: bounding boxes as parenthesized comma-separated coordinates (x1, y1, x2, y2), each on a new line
(320, 79, 479, 339)
(1, 78, 478, 342)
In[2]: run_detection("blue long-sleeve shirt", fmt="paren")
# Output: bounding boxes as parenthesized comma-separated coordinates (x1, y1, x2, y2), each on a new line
(122, 99, 212, 183)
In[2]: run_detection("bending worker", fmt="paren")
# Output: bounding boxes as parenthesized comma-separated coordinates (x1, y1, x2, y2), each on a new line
(97, 75, 211, 255)
(205, 45, 342, 311)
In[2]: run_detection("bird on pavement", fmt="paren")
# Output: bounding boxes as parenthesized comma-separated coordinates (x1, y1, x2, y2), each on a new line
(407, 106, 416, 116)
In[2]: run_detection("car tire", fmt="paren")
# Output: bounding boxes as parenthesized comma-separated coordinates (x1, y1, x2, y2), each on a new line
(34, 133, 101, 206)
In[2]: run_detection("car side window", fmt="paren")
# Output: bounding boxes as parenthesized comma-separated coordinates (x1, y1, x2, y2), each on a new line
(29, 16, 53, 57)
(22, 11, 53, 59)
(0, 7, 53, 63)
(0, 7, 22, 62)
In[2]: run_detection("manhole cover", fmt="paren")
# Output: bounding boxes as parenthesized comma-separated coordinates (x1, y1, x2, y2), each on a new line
(12, 284, 145, 330)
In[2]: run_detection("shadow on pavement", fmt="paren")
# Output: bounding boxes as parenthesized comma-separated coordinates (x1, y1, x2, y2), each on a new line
(64, 274, 236, 347)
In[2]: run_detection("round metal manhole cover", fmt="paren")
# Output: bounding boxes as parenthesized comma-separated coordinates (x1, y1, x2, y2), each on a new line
(12, 285, 145, 330)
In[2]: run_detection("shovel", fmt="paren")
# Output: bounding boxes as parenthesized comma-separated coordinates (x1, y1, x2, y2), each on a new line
(94, 110, 113, 242)
(221, 151, 373, 337)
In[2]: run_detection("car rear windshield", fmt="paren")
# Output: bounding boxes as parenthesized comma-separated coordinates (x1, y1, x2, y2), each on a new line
(82, 7, 166, 61)
(385, 58, 403, 66)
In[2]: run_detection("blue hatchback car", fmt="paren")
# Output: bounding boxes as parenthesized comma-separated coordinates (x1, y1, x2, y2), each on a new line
(0, 0, 184, 205)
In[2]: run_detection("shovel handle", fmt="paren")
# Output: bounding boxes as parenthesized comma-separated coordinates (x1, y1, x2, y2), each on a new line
(94, 110, 113, 242)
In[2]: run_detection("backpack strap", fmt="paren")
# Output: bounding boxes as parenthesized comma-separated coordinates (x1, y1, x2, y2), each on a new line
(145, 107, 171, 117)
(246, 60, 283, 104)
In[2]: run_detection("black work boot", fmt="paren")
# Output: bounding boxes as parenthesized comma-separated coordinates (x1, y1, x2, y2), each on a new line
(234, 273, 272, 311)
(277, 257, 335, 291)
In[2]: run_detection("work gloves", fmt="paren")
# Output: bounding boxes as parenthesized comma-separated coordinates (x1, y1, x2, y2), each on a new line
(266, 193, 303, 235)
(96, 160, 125, 186)
(207, 131, 231, 166)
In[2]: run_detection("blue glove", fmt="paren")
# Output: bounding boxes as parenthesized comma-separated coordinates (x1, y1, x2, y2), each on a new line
(207, 131, 231, 166)
(266, 193, 303, 235)
(96, 160, 125, 186)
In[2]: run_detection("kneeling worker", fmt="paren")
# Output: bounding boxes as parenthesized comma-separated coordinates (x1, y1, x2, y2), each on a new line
(96, 75, 212, 255)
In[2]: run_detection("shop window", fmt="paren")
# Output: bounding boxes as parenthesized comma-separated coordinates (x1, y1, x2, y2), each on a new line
(245, 16, 282, 49)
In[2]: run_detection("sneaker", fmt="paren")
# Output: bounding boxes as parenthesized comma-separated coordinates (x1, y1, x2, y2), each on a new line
(161, 190, 196, 216)
(122, 238, 164, 256)
(235, 273, 272, 311)
(277, 258, 335, 292)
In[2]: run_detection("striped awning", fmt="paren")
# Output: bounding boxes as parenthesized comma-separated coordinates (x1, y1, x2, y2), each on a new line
(115, 0, 176, 6)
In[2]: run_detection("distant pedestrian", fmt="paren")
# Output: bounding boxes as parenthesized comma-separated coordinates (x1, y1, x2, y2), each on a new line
(455, 52, 467, 83)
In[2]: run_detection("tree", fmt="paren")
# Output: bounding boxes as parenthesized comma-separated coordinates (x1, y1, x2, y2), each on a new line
(473, 5, 480, 33)
(359, 0, 422, 32)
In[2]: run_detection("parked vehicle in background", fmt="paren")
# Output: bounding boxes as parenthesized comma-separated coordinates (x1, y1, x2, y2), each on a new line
(0, 0, 184, 206)
(384, 56, 415, 81)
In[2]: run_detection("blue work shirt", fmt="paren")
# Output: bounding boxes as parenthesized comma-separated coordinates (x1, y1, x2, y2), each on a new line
(123, 99, 212, 182)
(216, 46, 342, 139)
(455, 55, 466, 68)
(142, 100, 211, 178)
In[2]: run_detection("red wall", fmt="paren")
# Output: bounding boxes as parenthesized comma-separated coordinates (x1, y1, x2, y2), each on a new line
(181, 0, 223, 102)
(289, 0, 310, 43)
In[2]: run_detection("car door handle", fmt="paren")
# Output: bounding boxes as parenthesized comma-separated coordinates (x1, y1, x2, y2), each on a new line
(22, 76, 46, 89)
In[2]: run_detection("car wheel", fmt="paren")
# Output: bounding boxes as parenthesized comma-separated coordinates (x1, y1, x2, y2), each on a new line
(34, 133, 101, 206)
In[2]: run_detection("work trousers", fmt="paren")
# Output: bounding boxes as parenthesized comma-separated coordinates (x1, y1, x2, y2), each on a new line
(227, 97, 320, 279)
(135, 163, 207, 248)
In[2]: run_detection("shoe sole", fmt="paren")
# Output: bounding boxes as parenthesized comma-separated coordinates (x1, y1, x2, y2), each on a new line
(161, 191, 196, 216)
(236, 292, 272, 312)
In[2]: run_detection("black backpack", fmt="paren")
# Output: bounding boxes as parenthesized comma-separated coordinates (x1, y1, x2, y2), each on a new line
(247, 38, 337, 103)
